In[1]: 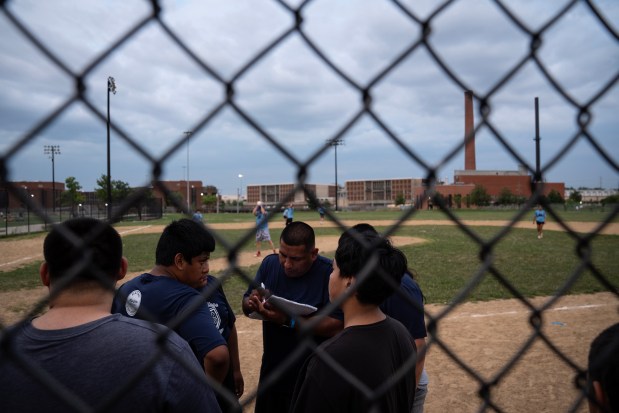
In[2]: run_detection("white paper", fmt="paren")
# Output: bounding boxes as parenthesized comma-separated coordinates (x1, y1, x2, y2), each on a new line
(247, 294, 318, 320)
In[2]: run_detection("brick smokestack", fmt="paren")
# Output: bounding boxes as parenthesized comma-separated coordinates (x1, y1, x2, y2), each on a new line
(464, 90, 476, 170)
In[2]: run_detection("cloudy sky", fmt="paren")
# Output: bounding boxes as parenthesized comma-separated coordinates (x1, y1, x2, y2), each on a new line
(1, 0, 617, 196)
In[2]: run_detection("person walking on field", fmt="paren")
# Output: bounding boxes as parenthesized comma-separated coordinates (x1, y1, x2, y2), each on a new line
(0, 217, 221, 413)
(534, 204, 546, 239)
(283, 203, 294, 226)
(253, 201, 276, 257)
(318, 206, 326, 223)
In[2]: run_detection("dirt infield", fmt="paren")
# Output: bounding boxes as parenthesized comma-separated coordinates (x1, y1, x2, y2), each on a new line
(1, 220, 617, 412)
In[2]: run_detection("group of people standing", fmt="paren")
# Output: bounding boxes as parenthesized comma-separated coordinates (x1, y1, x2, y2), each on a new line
(1, 209, 615, 413)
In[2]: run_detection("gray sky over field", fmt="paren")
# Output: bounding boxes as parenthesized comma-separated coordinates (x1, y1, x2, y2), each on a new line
(1, 0, 617, 195)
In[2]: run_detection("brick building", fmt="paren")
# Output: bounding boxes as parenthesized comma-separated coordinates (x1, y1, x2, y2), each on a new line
(0, 181, 65, 211)
(344, 91, 565, 209)
(246, 183, 336, 208)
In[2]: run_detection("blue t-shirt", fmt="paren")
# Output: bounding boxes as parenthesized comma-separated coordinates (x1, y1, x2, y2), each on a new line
(199, 275, 236, 341)
(256, 210, 268, 230)
(284, 207, 294, 219)
(243, 254, 342, 394)
(535, 209, 546, 223)
(112, 274, 226, 363)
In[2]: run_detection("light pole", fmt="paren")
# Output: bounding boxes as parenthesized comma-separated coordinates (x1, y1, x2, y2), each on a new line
(237, 174, 243, 213)
(327, 138, 344, 211)
(184, 131, 192, 211)
(43, 145, 61, 213)
(107, 76, 116, 222)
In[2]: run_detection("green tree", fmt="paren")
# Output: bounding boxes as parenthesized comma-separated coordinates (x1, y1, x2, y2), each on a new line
(470, 184, 491, 206)
(569, 190, 582, 203)
(165, 191, 184, 211)
(202, 194, 218, 212)
(601, 194, 619, 205)
(454, 194, 462, 209)
(202, 185, 218, 196)
(95, 174, 132, 204)
(497, 188, 515, 205)
(395, 193, 406, 206)
(306, 196, 319, 210)
(547, 189, 564, 204)
(62, 176, 85, 217)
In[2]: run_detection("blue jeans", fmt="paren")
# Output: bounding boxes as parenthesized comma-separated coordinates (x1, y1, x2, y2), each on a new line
(412, 383, 428, 413)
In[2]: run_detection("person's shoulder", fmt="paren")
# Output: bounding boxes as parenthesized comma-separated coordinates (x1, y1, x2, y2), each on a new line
(314, 255, 333, 271)
(401, 273, 421, 291)
(113, 314, 193, 353)
(262, 253, 281, 266)
(385, 316, 414, 337)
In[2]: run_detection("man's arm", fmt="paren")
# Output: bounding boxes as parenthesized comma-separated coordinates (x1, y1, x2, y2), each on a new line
(414, 337, 427, 387)
(244, 294, 343, 337)
(203, 344, 230, 384)
(227, 325, 244, 397)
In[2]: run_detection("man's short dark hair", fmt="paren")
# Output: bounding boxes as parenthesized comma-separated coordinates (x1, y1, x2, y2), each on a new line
(43, 217, 122, 285)
(588, 322, 619, 412)
(335, 229, 407, 305)
(280, 221, 315, 251)
(156, 219, 216, 265)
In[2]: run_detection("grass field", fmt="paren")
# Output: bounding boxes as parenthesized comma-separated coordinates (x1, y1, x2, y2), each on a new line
(2, 210, 617, 316)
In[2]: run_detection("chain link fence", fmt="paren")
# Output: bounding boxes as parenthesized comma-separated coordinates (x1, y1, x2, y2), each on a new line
(1, 1, 617, 412)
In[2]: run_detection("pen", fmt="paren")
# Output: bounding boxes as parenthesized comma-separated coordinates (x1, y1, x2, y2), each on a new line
(260, 283, 267, 303)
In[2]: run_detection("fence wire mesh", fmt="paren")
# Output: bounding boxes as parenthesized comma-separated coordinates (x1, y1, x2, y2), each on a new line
(1, 0, 618, 412)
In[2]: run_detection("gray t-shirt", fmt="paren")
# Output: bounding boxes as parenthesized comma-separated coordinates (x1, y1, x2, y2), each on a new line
(0, 314, 221, 413)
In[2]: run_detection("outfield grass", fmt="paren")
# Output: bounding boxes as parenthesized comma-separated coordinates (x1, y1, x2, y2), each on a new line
(1, 213, 617, 315)
(113, 207, 617, 226)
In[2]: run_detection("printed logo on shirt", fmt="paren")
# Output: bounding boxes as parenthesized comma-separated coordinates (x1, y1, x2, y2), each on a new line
(208, 301, 223, 333)
(126, 290, 142, 317)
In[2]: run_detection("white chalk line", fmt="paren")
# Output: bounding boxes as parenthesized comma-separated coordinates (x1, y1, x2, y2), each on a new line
(0, 255, 43, 268)
(445, 303, 610, 320)
(118, 225, 152, 235)
(0, 225, 152, 268)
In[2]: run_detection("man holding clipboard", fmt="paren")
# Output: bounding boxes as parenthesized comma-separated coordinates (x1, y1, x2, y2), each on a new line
(242, 221, 343, 413)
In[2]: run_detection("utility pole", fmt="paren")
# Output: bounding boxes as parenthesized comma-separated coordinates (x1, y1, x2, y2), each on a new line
(327, 138, 344, 211)
(534, 97, 541, 183)
(184, 131, 192, 211)
(43, 145, 61, 212)
(107, 76, 117, 221)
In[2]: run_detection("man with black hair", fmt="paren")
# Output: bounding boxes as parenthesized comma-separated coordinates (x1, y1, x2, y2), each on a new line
(112, 219, 231, 393)
(0, 218, 220, 413)
(588, 322, 619, 413)
(242, 221, 343, 413)
(349, 223, 429, 413)
(290, 228, 416, 413)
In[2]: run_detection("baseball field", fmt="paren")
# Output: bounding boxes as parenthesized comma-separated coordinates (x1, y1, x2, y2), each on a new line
(1, 211, 617, 412)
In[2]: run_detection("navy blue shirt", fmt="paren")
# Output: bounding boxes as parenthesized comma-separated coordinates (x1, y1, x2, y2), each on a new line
(244, 254, 342, 395)
(200, 275, 236, 341)
(380, 273, 427, 340)
(112, 274, 226, 363)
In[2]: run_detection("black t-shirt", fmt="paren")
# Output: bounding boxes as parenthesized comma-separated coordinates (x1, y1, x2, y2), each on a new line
(290, 317, 415, 413)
